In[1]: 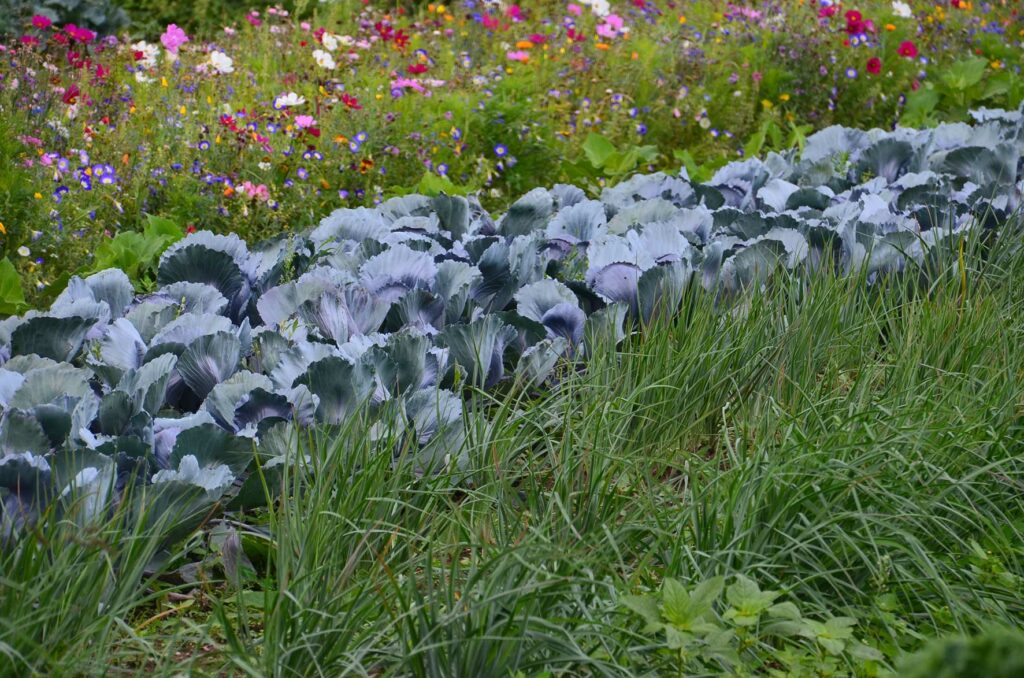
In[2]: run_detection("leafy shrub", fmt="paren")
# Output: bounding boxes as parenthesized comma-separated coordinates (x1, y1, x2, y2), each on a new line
(622, 575, 886, 674)
(0, 0, 128, 35)
(900, 627, 1024, 678)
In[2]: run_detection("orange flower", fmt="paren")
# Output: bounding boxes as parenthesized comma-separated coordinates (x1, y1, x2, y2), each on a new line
(595, 43, 610, 50)
(223, 186, 234, 197)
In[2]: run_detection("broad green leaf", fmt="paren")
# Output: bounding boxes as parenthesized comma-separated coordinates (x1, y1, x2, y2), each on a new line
(941, 57, 987, 92)
(582, 132, 616, 168)
(768, 601, 802, 620)
(621, 594, 663, 631)
(0, 258, 27, 316)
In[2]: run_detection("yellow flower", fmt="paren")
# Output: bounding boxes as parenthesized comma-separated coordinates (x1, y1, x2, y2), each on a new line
(779, 93, 791, 102)
(179, 105, 187, 115)
(678, 15, 687, 24)
(0, 222, 6, 235)
(33, 192, 42, 200)
(990, 60, 1003, 70)
(161, 77, 168, 87)
(761, 99, 774, 110)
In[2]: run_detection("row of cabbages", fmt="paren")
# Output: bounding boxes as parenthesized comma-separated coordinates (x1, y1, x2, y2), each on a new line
(1, 107, 1022, 539)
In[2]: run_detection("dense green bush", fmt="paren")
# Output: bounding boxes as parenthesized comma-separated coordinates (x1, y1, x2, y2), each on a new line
(901, 628, 1024, 678)
(0, 0, 127, 35)
(116, 0, 304, 34)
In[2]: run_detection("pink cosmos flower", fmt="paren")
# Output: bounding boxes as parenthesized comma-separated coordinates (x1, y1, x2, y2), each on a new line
(160, 24, 188, 54)
(294, 115, 316, 129)
(897, 40, 918, 58)
(506, 50, 530, 63)
(567, 3, 582, 16)
(240, 181, 270, 201)
(596, 14, 626, 39)
(64, 24, 96, 43)
(391, 77, 425, 92)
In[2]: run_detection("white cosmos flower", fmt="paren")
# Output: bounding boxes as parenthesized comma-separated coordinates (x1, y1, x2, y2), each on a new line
(273, 92, 306, 109)
(17, 246, 30, 257)
(313, 49, 336, 70)
(209, 50, 234, 74)
(131, 40, 160, 69)
(581, 0, 610, 17)
(892, 1, 912, 18)
(322, 32, 339, 52)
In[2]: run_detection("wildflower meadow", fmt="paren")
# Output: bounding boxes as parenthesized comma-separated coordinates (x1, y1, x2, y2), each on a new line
(1, 1, 1024, 675)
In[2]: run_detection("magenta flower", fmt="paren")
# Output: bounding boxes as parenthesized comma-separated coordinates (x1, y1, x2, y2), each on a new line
(160, 24, 189, 54)
(31, 15, 52, 30)
(295, 115, 317, 129)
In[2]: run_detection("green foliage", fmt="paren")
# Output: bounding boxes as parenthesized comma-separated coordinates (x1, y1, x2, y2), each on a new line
(580, 132, 659, 177)
(900, 58, 1023, 127)
(900, 627, 1024, 678)
(116, 0, 291, 35)
(623, 574, 885, 674)
(0, 0, 128, 35)
(83, 214, 183, 290)
(0, 258, 28, 316)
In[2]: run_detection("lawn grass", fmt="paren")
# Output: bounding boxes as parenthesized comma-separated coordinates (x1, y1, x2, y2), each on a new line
(2, 223, 1023, 676)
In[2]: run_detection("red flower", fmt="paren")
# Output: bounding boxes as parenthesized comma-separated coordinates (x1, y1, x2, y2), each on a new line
(407, 63, 427, 74)
(341, 93, 362, 110)
(62, 84, 80, 104)
(63, 23, 95, 43)
(866, 56, 882, 74)
(897, 40, 918, 58)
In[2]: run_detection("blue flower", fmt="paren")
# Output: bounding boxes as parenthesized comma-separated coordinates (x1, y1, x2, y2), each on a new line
(845, 67, 858, 79)
(493, 144, 508, 157)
